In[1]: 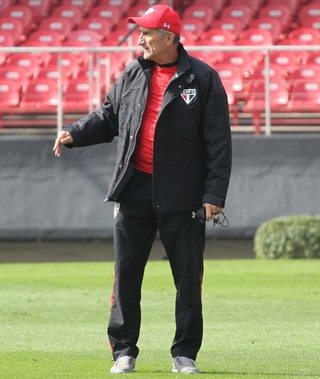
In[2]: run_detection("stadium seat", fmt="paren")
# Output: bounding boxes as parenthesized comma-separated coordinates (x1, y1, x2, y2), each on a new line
(299, 16, 320, 31)
(180, 30, 200, 45)
(243, 80, 289, 134)
(60, 0, 96, 15)
(0, 30, 14, 47)
(269, 51, 300, 76)
(289, 65, 320, 83)
(0, 0, 15, 13)
(229, 0, 262, 16)
(59, 41, 90, 66)
(237, 28, 273, 45)
(218, 51, 255, 78)
(52, 5, 84, 28)
(2, 5, 35, 35)
(62, 78, 101, 113)
(249, 18, 283, 43)
(287, 80, 320, 111)
(18, 78, 59, 113)
(47, 54, 81, 79)
(267, 0, 299, 14)
(99, 0, 134, 15)
(181, 19, 207, 39)
(0, 65, 30, 90)
(245, 65, 287, 87)
(88, 6, 122, 28)
(201, 29, 236, 45)
(191, 0, 225, 15)
(20, 42, 52, 66)
(214, 64, 245, 94)
(306, 51, 320, 66)
(288, 27, 320, 45)
(37, 65, 70, 90)
(18, 0, 52, 23)
(0, 17, 25, 45)
(27, 30, 62, 46)
(39, 17, 72, 42)
(78, 18, 113, 41)
(210, 18, 245, 38)
(182, 5, 217, 27)
(258, 5, 292, 31)
(220, 5, 252, 28)
(66, 30, 102, 47)
(5, 53, 41, 78)
(298, 4, 320, 26)
(0, 80, 20, 113)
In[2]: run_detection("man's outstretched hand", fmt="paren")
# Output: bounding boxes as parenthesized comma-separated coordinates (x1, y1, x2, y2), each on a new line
(53, 131, 73, 157)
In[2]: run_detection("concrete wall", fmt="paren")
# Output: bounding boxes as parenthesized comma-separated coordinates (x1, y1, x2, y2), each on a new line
(1, 134, 319, 240)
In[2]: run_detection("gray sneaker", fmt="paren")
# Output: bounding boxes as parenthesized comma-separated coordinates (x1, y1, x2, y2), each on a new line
(172, 356, 200, 374)
(110, 356, 136, 374)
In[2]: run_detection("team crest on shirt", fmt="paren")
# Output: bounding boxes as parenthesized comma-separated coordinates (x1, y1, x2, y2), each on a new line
(181, 89, 196, 104)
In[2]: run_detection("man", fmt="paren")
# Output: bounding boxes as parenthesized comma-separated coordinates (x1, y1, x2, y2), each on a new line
(53, 4, 232, 374)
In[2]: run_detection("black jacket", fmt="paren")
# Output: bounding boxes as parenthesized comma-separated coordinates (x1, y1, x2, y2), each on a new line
(64, 44, 232, 212)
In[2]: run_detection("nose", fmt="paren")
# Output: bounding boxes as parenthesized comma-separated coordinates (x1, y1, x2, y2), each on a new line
(138, 33, 145, 45)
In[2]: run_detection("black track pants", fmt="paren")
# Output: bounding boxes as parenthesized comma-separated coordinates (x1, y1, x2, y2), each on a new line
(107, 171, 205, 361)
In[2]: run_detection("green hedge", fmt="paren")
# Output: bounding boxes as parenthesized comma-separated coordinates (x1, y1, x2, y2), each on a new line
(254, 215, 320, 259)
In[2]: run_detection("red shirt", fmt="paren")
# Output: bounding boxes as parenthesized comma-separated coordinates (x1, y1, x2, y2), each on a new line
(133, 64, 177, 173)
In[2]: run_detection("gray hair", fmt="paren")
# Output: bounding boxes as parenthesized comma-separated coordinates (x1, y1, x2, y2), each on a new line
(157, 28, 180, 45)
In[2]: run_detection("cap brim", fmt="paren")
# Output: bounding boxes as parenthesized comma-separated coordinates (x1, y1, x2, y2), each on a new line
(127, 16, 159, 29)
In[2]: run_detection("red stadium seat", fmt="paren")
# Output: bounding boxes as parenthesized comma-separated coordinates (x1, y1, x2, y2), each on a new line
(37, 65, 70, 89)
(62, 78, 101, 113)
(258, 5, 292, 31)
(18, 79, 59, 113)
(214, 64, 245, 94)
(201, 29, 236, 45)
(288, 27, 320, 45)
(269, 51, 300, 76)
(52, 5, 83, 28)
(99, 0, 133, 15)
(0, 17, 25, 45)
(182, 5, 217, 27)
(249, 18, 283, 43)
(210, 18, 245, 38)
(229, 0, 263, 16)
(66, 30, 101, 47)
(0, 65, 29, 90)
(39, 16, 72, 41)
(191, 0, 225, 14)
(287, 80, 320, 111)
(2, 5, 35, 34)
(60, 0, 96, 15)
(299, 16, 320, 31)
(267, 0, 299, 14)
(78, 18, 113, 41)
(306, 51, 320, 66)
(289, 65, 320, 83)
(88, 6, 122, 28)
(0, 30, 14, 46)
(237, 28, 273, 45)
(18, 0, 52, 23)
(27, 30, 62, 46)
(181, 19, 207, 39)
(5, 53, 41, 78)
(0, 80, 20, 113)
(298, 4, 320, 26)
(0, 0, 15, 13)
(243, 80, 289, 134)
(47, 55, 81, 79)
(218, 51, 255, 78)
(220, 5, 252, 28)
(20, 42, 52, 66)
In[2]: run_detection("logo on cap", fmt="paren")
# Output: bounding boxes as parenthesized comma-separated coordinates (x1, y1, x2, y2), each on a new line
(163, 23, 171, 29)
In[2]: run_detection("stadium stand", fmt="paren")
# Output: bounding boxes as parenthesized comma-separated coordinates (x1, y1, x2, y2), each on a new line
(1, 0, 320, 133)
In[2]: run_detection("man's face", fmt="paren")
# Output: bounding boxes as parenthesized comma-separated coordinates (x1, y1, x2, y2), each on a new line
(138, 27, 170, 64)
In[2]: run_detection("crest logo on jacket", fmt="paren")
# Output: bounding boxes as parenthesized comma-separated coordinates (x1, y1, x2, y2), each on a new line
(181, 89, 196, 104)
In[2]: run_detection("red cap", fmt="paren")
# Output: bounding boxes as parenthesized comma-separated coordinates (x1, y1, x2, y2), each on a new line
(128, 4, 181, 35)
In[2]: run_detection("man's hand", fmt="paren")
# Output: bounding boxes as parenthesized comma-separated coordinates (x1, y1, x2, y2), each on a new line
(203, 203, 224, 221)
(53, 131, 73, 157)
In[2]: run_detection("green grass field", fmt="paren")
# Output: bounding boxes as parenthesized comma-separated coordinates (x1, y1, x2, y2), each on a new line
(0, 259, 319, 378)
